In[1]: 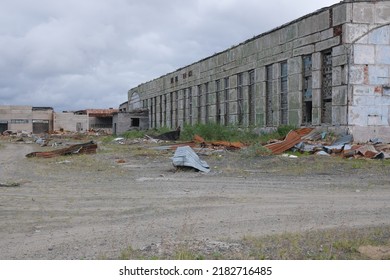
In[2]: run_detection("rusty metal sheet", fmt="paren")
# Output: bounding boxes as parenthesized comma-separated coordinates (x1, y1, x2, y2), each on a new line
(26, 141, 97, 158)
(264, 130, 302, 155)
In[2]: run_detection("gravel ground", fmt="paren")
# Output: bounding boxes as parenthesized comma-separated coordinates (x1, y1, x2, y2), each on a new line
(0, 140, 389, 259)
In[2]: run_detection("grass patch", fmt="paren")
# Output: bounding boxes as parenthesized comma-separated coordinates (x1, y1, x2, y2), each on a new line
(113, 226, 390, 260)
(244, 226, 390, 260)
(180, 123, 296, 145)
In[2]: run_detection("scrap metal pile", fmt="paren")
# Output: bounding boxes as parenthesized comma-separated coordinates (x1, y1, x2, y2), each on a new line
(25, 141, 98, 158)
(265, 128, 390, 159)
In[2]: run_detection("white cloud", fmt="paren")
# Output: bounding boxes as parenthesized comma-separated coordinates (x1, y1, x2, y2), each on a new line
(0, 0, 340, 111)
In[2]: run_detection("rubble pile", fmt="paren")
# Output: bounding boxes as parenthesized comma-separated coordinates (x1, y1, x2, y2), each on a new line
(266, 129, 390, 159)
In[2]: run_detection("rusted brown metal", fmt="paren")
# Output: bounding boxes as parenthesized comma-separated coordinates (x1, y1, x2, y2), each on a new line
(26, 141, 97, 158)
(264, 130, 302, 155)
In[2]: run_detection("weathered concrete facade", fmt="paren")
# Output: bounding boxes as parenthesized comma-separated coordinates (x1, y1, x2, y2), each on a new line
(128, 0, 390, 142)
(0, 106, 53, 134)
(113, 109, 149, 135)
(53, 112, 89, 132)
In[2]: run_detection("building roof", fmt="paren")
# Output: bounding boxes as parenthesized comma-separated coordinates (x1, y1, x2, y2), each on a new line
(75, 109, 119, 117)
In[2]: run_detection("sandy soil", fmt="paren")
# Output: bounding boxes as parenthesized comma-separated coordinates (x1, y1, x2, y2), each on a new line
(0, 140, 389, 259)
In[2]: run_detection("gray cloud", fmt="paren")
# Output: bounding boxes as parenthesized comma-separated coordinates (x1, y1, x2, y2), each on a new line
(0, 0, 339, 111)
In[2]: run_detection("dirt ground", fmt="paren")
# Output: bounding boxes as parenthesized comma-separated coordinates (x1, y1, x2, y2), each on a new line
(0, 139, 390, 259)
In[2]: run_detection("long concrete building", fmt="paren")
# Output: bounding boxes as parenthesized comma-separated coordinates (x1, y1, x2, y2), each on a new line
(128, 0, 390, 142)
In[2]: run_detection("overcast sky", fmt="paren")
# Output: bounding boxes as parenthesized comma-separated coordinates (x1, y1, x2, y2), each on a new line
(0, 0, 340, 112)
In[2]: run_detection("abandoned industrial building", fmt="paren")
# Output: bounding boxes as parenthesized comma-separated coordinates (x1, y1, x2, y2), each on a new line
(127, 0, 390, 142)
(0, 106, 118, 134)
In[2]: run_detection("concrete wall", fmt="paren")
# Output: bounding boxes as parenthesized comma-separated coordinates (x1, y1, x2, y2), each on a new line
(113, 111, 149, 135)
(54, 112, 89, 132)
(128, 1, 390, 142)
(0, 106, 53, 133)
(349, 23, 390, 142)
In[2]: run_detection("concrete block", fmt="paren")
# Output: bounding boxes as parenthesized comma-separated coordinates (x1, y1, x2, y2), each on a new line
(293, 33, 321, 49)
(353, 3, 374, 24)
(312, 52, 322, 71)
(321, 28, 334, 41)
(368, 65, 389, 85)
(332, 3, 349, 26)
(288, 110, 300, 126)
(349, 65, 365, 84)
(315, 36, 341, 52)
(332, 54, 348, 67)
(288, 74, 302, 92)
(293, 45, 315, 57)
(332, 106, 348, 125)
(280, 24, 298, 44)
(332, 66, 343, 87)
(332, 45, 347, 57)
(369, 26, 390, 45)
(354, 45, 375, 64)
(312, 89, 322, 108)
(343, 23, 369, 44)
(375, 2, 390, 24)
(332, 86, 348, 106)
(312, 70, 322, 89)
(287, 57, 302, 75)
(288, 91, 301, 110)
(376, 45, 390, 64)
(311, 107, 321, 125)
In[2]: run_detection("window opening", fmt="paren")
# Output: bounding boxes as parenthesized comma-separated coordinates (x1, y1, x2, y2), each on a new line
(266, 65, 273, 126)
(248, 70, 255, 126)
(280, 62, 288, 125)
(322, 50, 332, 124)
(303, 55, 313, 125)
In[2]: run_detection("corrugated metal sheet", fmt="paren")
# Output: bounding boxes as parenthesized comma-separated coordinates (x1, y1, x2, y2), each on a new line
(172, 146, 210, 173)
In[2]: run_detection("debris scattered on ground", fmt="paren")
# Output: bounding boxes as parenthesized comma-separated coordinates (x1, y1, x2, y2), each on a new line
(154, 126, 181, 141)
(264, 128, 314, 155)
(172, 146, 210, 173)
(0, 182, 20, 187)
(26, 141, 98, 158)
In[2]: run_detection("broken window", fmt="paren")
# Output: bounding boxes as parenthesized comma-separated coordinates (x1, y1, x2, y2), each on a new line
(163, 94, 167, 126)
(159, 95, 163, 127)
(150, 98, 154, 127)
(224, 77, 229, 125)
(266, 65, 273, 126)
(215, 79, 221, 124)
(248, 70, 255, 126)
(131, 118, 140, 127)
(183, 89, 187, 123)
(170, 92, 174, 128)
(205, 82, 209, 123)
(197, 85, 202, 124)
(237, 73, 243, 125)
(302, 55, 313, 125)
(188, 87, 193, 125)
(322, 50, 332, 124)
(280, 61, 288, 125)
(175, 91, 179, 127)
(153, 97, 157, 128)
(0, 121, 8, 134)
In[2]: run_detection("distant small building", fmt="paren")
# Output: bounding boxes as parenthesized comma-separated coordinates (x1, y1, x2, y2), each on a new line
(0, 105, 53, 134)
(55, 109, 118, 133)
(113, 101, 148, 135)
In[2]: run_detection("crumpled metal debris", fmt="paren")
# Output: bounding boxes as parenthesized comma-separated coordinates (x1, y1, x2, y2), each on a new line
(26, 141, 97, 158)
(172, 146, 210, 173)
(264, 128, 314, 155)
